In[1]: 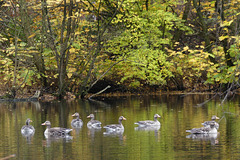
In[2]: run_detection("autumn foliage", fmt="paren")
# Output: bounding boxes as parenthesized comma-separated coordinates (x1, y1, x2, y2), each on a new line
(0, 0, 239, 98)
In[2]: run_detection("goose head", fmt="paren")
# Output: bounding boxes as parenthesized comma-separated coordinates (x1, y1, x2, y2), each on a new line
(41, 121, 51, 127)
(72, 112, 80, 118)
(25, 118, 33, 125)
(154, 114, 161, 120)
(87, 114, 94, 120)
(211, 115, 220, 120)
(119, 116, 126, 122)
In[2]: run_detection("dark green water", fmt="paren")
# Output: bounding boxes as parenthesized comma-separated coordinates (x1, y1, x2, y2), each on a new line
(0, 94, 240, 159)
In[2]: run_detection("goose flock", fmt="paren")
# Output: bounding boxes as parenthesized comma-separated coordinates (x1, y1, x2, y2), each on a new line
(186, 115, 220, 134)
(20, 114, 220, 139)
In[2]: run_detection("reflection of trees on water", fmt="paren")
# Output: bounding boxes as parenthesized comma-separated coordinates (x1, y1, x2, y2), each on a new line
(88, 98, 111, 108)
(31, 101, 41, 110)
(186, 133, 219, 145)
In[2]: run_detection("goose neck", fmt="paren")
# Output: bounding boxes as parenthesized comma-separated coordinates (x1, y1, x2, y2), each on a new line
(119, 119, 122, 125)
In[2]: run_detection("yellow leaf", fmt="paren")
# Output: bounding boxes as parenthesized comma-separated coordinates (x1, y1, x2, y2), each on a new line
(69, 68, 76, 72)
(67, 73, 72, 78)
(219, 36, 228, 41)
(183, 46, 189, 51)
(28, 33, 36, 39)
(69, 48, 75, 53)
(220, 20, 233, 27)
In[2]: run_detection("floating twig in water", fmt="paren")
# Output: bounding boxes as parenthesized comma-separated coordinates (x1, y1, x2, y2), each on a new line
(0, 154, 16, 160)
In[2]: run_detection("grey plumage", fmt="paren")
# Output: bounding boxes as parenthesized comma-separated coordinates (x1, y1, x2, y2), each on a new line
(21, 118, 35, 136)
(42, 121, 72, 138)
(87, 114, 101, 129)
(71, 112, 83, 128)
(135, 114, 161, 127)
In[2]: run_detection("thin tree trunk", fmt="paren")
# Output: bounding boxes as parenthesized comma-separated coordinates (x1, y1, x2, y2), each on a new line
(192, 0, 217, 64)
(79, 0, 124, 98)
(20, 0, 47, 88)
(12, 8, 18, 98)
(57, 0, 75, 98)
(219, 0, 233, 67)
(174, 0, 191, 42)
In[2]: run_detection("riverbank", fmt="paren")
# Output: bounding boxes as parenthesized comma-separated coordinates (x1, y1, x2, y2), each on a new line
(0, 82, 238, 102)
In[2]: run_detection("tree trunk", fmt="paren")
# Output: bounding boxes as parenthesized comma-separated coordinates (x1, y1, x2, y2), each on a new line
(219, 0, 234, 67)
(57, 0, 75, 99)
(20, 0, 47, 88)
(174, 0, 191, 42)
(192, 0, 217, 64)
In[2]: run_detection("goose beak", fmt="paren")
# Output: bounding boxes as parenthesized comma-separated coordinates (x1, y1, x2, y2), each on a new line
(30, 120, 33, 122)
(72, 113, 76, 117)
(123, 117, 126, 120)
(216, 116, 220, 120)
(41, 122, 46, 125)
(87, 115, 91, 118)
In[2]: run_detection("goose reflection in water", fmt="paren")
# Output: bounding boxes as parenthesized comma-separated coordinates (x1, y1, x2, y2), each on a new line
(134, 125, 160, 131)
(103, 129, 125, 143)
(42, 135, 73, 147)
(72, 127, 82, 135)
(135, 125, 161, 142)
(186, 133, 219, 145)
(22, 134, 34, 144)
(103, 129, 124, 136)
(87, 128, 101, 140)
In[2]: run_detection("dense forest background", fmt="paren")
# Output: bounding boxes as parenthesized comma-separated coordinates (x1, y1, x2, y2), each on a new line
(0, 0, 239, 99)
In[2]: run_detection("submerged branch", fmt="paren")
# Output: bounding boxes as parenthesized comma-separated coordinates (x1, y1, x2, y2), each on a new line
(220, 82, 234, 105)
(88, 85, 111, 100)
(195, 94, 218, 107)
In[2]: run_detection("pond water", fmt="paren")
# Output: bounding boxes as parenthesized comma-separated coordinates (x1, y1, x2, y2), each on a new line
(0, 94, 240, 160)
